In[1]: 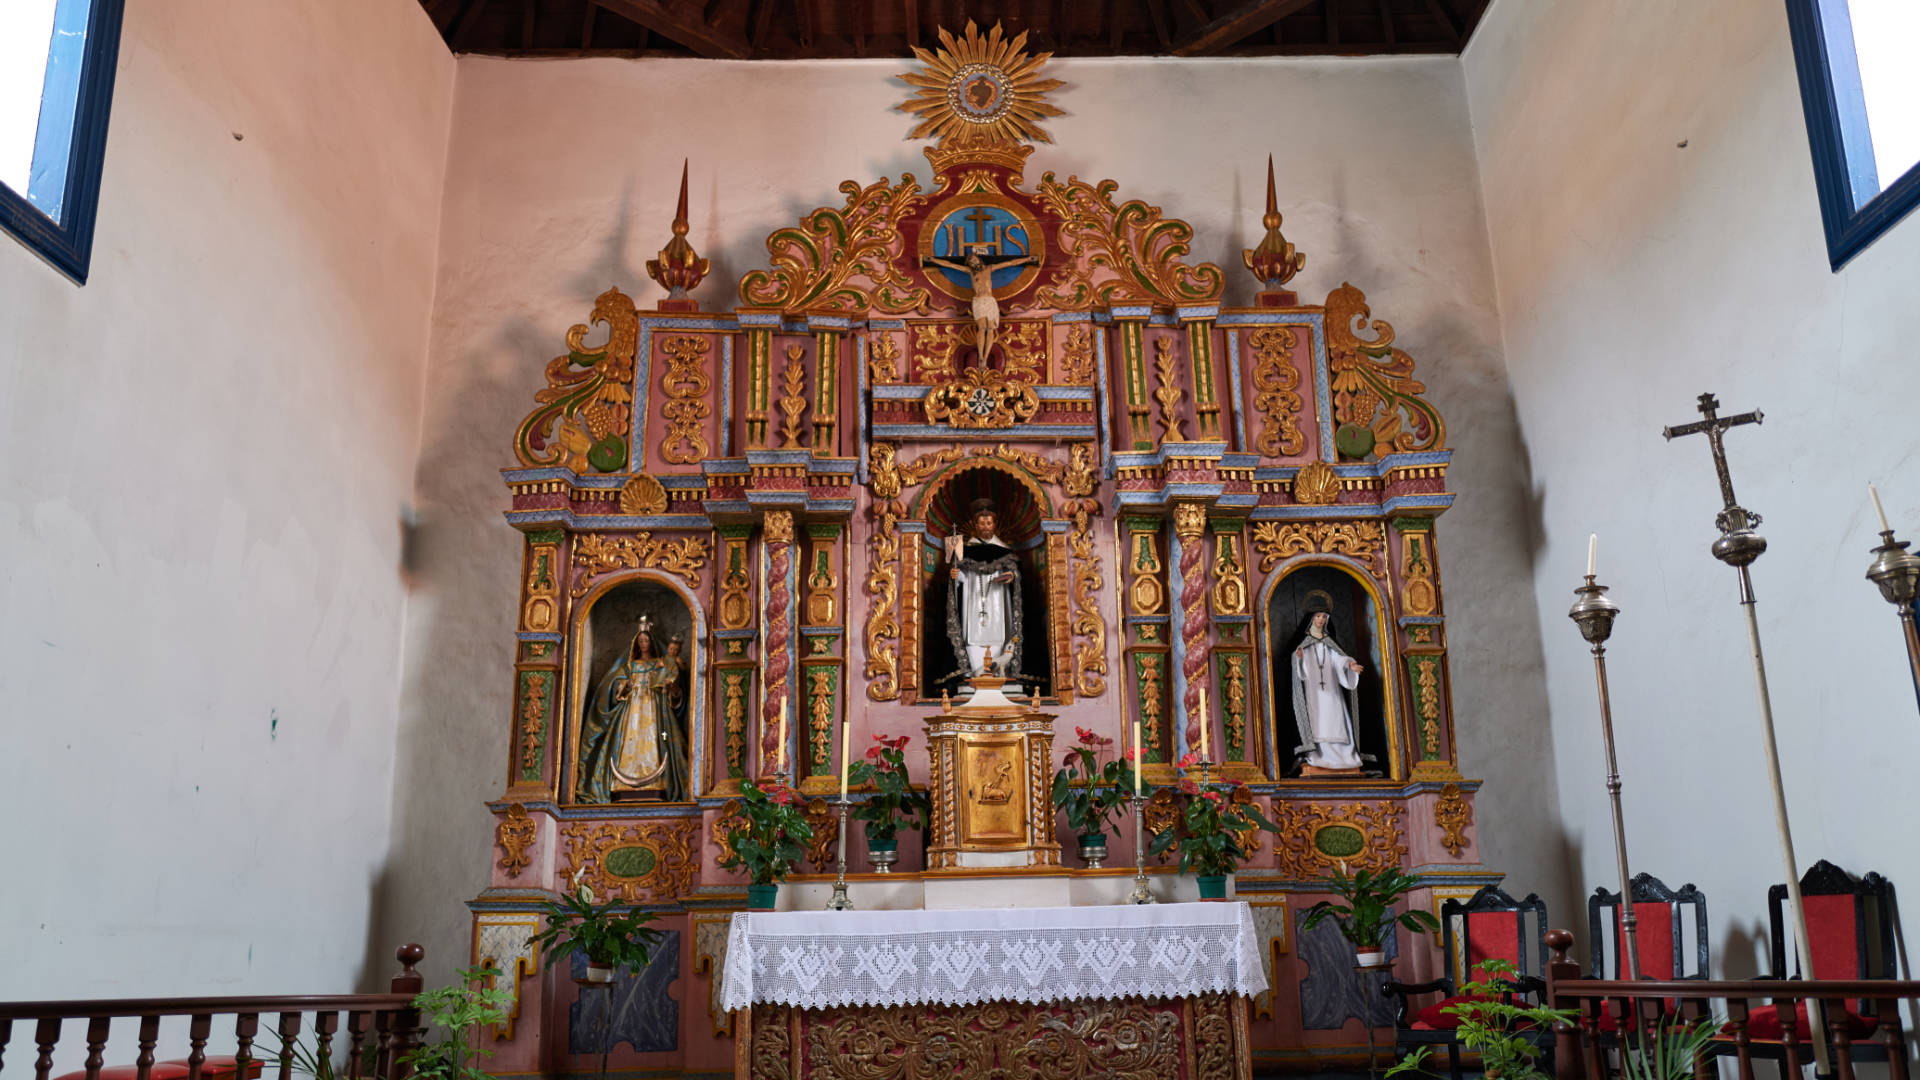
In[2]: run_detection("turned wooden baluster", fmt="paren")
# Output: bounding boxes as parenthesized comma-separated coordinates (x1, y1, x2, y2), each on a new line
(1874, 996, 1909, 1080)
(232, 1013, 258, 1080)
(82, 1016, 110, 1080)
(312, 1013, 337, 1080)
(386, 946, 425, 1080)
(370, 1011, 393, 1080)
(1542, 930, 1584, 1080)
(1577, 1000, 1604, 1080)
(134, 1016, 160, 1080)
(186, 1014, 211, 1080)
(274, 1013, 301, 1080)
(32, 1017, 59, 1080)
(1724, 997, 1755, 1080)
(1824, 999, 1855, 1080)
(343, 1013, 370, 1080)
(1777, 994, 1803, 1078)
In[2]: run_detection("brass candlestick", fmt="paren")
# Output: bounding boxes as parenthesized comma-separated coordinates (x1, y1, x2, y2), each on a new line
(1568, 574, 1640, 981)
(826, 799, 853, 911)
(1126, 794, 1155, 905)
(1865, 528, 1920, 711)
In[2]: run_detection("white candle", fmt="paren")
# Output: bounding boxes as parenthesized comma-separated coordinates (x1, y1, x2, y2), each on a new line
(777, 697, 789, 775)
(1587, 534, 1597, 578)
(1134, 713, 1143, 796)
(839, 714, 851, 799)
(1197, 684, 1211, 762)
(1871, 483, 1892, 533)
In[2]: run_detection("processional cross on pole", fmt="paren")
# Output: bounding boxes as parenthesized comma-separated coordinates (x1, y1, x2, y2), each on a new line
(1664, 392, 1832, 1077)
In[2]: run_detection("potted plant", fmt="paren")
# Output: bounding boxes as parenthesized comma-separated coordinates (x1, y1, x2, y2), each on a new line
(1383, 959, 1578, 1080)
(1299, 864, 1440, 968)
(846, 734, 930, 873)
(1148, 753, 1280, 898)
(718, 777, 814, 908)
(396, 965, 515, 1080)
(1050, 726, 1136, 867)
(528, 871, 665, 983)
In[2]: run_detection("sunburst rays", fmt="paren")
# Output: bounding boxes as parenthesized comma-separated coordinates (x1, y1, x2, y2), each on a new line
(898, 21, 1065, 146)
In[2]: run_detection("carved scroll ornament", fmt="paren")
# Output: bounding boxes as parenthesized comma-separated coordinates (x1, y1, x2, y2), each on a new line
(513, 287, 638, 473)
(1250, 520, 1385, 579)
(738, 175, 933, 315)
(568, 532, 709, 595)
(1325, 282, 1447, 455)
(1249, 326, 1305, 458)
(1029, 173, 1224, 310)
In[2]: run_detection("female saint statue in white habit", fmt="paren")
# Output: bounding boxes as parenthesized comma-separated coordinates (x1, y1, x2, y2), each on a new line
(1290, 607, 1368, 771)
(943, 498, 1022, 681)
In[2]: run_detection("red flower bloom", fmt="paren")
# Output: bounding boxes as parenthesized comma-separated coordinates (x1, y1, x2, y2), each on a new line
(889, 735, 911, 750)
(865, 745, 883, 760)
(1176, 751, 1200, 770)
(1123, 747, 1138, 761)
(872, 733, 888, 743)
(1202, 790, 1224, 804)
(1179, 777, 1200, 796)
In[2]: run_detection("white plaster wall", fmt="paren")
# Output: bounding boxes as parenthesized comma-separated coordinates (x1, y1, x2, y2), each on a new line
(388, 53, 1570, 971)
(0, 0, 453, 995)
(1465, 0, 1920, 975)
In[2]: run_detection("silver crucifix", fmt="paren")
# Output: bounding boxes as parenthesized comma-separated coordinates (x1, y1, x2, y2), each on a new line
(1663, 392, 1767, 568)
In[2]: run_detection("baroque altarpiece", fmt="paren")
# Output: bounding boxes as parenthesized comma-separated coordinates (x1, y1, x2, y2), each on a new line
(472, 23, 1497, 1077)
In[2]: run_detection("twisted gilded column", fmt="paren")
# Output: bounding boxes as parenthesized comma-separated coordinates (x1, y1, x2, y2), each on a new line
(761, 511, 795, 776)
(1175, 503, 1211, 754)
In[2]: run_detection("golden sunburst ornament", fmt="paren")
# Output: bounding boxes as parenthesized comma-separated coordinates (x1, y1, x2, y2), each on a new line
(899, 21, 1064, 146)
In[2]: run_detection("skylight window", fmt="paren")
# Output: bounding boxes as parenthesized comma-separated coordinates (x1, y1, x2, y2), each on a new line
(0, 0, 124, 283)
(1787, 0, 1920, 268)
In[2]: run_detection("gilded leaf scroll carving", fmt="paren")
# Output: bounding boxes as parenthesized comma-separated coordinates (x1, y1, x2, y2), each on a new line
(568, 532, 709, 594)
(1058, 324, 1097, 384)
(1325, 282, 1447, 455)
(1250, 520, 1385, 579)
(1271, 801, 1407, 879)
(864, 505, 903, 701)
(1435, 782, 1471, 857)
(1030, 173, 1225, 310)
(1069, 504, 1107, 697)
(1249, 326, 1305, 458)
(738, 175, 933, 316)
(558, 819, 700, 904)
(513, 287, 638, 472)
(657, 335, 712, 464)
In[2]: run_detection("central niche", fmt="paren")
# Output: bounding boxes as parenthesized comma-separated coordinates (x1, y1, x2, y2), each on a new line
(917, 462, 1053, 699)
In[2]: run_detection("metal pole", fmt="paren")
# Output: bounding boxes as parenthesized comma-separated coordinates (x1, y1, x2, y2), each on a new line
(1570, 575, 1639, 981)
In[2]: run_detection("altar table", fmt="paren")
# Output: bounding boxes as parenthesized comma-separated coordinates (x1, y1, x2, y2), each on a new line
(722, 901, 1266, 1079)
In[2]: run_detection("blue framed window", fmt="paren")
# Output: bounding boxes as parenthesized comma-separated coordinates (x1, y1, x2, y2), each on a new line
(1786, 0, 1920, 269)
(0, 0, 125, 284)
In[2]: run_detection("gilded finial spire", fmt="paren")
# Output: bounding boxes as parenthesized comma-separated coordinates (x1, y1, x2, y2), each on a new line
(646, 159, 710, 302)
(1242, 155, 1306, 293)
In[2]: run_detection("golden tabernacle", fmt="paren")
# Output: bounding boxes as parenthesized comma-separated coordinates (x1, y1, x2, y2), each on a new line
(924, 677, 1062, 870)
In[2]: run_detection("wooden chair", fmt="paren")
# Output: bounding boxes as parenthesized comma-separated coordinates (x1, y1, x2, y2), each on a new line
(1384, 884, 1551, 1080)
(1588, 873, 1711, 983)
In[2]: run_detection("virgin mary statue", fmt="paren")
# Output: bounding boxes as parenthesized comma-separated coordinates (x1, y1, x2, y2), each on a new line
(1289, 606, 1370, 772)
(576, 617, 688, 802)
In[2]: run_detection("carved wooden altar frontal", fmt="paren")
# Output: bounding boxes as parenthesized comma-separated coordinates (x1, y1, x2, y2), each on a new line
(738, 995, 1253, 1080)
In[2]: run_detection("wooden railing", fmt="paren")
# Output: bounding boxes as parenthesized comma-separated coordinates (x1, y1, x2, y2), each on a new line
(1542, 929, 1919, 1080)
(0, 946, 426, 1080)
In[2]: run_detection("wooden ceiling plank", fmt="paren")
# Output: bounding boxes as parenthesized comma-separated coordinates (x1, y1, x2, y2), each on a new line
(1325, 0, 1338, 44)
(748, 0, 776, 49)
(1108, 0, 1124, 48)
(904, 0, 920, 48)
(521, 0, 537, 47)
(1171, 0, 1315, 55)
(1376, 0, 1393, 43)
(795, 0, 815, 48)
(1144, 0, 1171, 48)
(703, 0, 726, 22)
(581, 0, 598, 48)
(591, 0, 751, 56)
(450, 0, 492, 48)
(1419, 0, 1460, 39)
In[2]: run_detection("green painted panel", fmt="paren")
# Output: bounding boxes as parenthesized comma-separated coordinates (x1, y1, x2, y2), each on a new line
(604, 845, 658, 878)
(1314, 825, 1365, 858)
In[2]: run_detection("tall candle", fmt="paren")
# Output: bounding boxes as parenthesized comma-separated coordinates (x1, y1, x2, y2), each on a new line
(1587, 534, 1597, 578)
(1134, 713, 1144, 796)
(1197, 684, 1211, 762)
(777, 697, 789, 776)
(839, 713, 851, 799)
(1871, 483, 1892, 533)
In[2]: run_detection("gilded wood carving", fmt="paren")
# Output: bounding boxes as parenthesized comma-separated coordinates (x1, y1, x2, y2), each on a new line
(618, 474, 669, 515)
(738, 175, 932, 315)
(514, 287, 638, 473)
(1029, 174, 1225, 310)
(1291, 460, 1341, 506)
(1249, 326, 1305, 458)
(863, 502, 903, 702)
(923, 368, 1040, 429)
(1068, 506, 1107, 698)
(1435, 782, 1471, 857)
(1057, 324, 1096, 384)
(790, 998, 1191, 1080)
(495, 803, 535, 877)
(1325, 282, 1447, 456)
(1250, 520, 1385, 578)
(658, 335, 712, 464)
(777, 345, 808, 448)
(569, 532, 709, 594)
(1270, 801, 1407, 879)
(558, 819, 700, 903)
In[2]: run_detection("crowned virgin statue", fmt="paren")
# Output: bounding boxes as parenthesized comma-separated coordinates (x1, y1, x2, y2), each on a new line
(576, 617, 688, 802)
(944, 498, 1022, 683)
(1290, 606, 1370, 772)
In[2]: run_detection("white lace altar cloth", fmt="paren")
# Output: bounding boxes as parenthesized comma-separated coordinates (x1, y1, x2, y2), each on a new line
(720, 901, 1266, 1012)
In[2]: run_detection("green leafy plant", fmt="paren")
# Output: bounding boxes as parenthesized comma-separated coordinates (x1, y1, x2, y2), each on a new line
(527, 874, 664, 973)
(1299, 865, 1441, 949)
(1384, 959, 1577, 1080)
(1617, 1016, 1725, 1080)
(718, 777, 815, 885)
(396, 965, 514, 1080)
(1146, 753, 1280, 877)
(846, 734, 930, 846)
(1050, 726, 1137, 839)
(268, 1032, 378, 1080)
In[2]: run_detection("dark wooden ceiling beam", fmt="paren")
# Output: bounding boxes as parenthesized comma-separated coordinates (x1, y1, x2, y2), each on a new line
(1144, 0, 1172, 48)
(592, 0, 751, 56)
(581, 0, 598, 48)
(748, 0, 776, 50)
(450, 0, 492, 48)
(1171, 0, 1314, 55)
(520, 0, 537, 47)
(1420, 0, 1460, 41)
(1376, 0, 1393, 43)
(904, 0, 920, 48)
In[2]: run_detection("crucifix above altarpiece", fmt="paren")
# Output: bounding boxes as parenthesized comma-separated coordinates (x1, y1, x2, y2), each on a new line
(468, 21, 1499, 1079)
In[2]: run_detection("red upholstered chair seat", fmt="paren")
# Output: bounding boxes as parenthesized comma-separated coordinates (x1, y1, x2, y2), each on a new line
(157, 1058, 261, 1078)
(1738, 1003, 1879, 1041)
(1413, 994, 1540, 1031)
(54, 1066, 191, 1080)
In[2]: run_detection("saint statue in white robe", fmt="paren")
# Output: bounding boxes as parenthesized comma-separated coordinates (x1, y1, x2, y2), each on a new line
(944, 499, 1022, 681)
(1290, 610, 1368, 771)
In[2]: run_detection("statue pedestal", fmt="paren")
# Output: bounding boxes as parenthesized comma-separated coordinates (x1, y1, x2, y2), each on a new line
(923, 676, 1062, 871)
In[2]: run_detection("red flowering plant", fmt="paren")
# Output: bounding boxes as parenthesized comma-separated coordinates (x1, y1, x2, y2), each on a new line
(718, 778, 814, 886)
(1049, 726, 1138, 841)
(1148, 752, 1281, 877)
(846, 734, 931, 847)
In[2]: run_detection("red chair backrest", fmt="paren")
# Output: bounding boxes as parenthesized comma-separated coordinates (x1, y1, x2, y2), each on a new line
(1619, 901, 1677, 981)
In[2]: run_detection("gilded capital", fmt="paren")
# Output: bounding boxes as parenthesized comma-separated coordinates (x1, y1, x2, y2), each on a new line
(1173, 502, 1208, 540)
(762, 510, 795, 545)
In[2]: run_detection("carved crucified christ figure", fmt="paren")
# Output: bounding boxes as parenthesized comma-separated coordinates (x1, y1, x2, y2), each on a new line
(922, 249, 1039, 365)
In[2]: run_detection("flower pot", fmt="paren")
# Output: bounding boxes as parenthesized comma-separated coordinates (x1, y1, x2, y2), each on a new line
(1077, 833, 1108, 869)
(868, 837, 899, 874)
(1354, 948, 1392, 969)
(1197, 873, 1229, 900)
(583, 962, 615, 983)
(747, 883, 778, 910)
